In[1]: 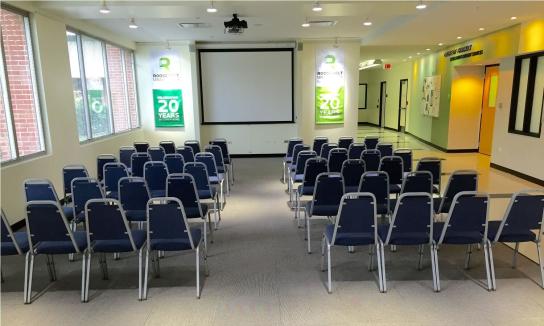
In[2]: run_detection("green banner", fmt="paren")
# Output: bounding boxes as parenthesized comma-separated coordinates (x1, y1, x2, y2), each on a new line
(153, 89, 184, 127)
(315, 50, 345, 124)
(316, 86, 345, 124)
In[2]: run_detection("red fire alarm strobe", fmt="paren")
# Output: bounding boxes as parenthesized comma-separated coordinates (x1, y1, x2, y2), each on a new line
(384, 63, 392, 70)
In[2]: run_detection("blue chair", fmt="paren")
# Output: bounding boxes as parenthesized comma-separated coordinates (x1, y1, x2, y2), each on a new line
(71, 177, 105, 225)
(364, 136, 379, 149)
(303, 173, 344, 253)
(205, 144, 229, 195)
(433, 192, 492, 292)
(341, 159, 366, 193)
(167, 174, 211, 247)
(338, 137, 353, 150)
(378, 193, 436, 292)
(379, 156, 404, 194)
(321, 193, 383, 293)
(320, 143, 337, 160)
(282, 138, 303, 184)
(148, 146, 165, 162)
(24, 179, 73, 220)
(119, 177, 150, 223)
(176, 146, 195, 163)
(24, 201, 87, 303)
(164, 153, 185, 174)
(327, 148, 348, 173)
(82, 199, 146, 302)
(361, 149, 381, 171)
(312, 137, 328, 156)
(294, 157, 328, 220)
(377, 142, 393, 158)
(62, 165, 89, 201)
(348, 143, 366, 160)
(434, 170, 478, 214)
(119, 146, 136, 172)
(289, 150, 317, 203)
(1, 209, 29, 282)
(487, 190, 544, 289)
(390, 171, 433, 210)
(184, 162, 221, 229)
(144, 161, 168, 198)
(359, 172, 390, 216)
(417, 157, 442, 194)
(288, 144, 310, 173)
(159, 141, 176, 154)
(103, 162, 129, 199)
(184, 140, 201, 155)
(96, 154, 116, 182)
(131, 152, 150, 177)
(211, 138, 234, 186)
(134, 142, 149, 153)
(394, 148, 413, 173)
(143, 198, 209, 299)
(195, 152, 226, 210)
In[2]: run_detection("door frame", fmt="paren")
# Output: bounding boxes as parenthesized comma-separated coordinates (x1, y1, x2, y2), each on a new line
(397, 79, 408, 132)
(478, 64, 500, 153)
(379, 81, 386, 127)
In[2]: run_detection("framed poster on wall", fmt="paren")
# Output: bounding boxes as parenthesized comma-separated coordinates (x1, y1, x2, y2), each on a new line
(422, 75, 441, 117)
(151, 49, 184, 127)
(315, 48, 345, 124)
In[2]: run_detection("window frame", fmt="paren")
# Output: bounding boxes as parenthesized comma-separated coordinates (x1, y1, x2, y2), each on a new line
(509, 50, 544, 138)
(66, 27, 141, 144)
(0, 4, 47, 165)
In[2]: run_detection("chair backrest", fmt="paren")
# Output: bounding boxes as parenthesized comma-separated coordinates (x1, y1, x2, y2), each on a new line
(205, 144, 225, 169)
(97, 154, 117, 181)
(184, 162, 212, 192)
(147, 197, 196, 249)
(341, 159, 366, 190)
(119, 177, 150, 212)
(26, 201, 80, 253)
(438, 170, 478, 213)
(210, 138, 230, 162)
(312, 137, 328, 154)
(364, 136, 379, 149)
(320, 143, 338, 160)
(376, 142, 393, 158)
(330, 193, 378, 244)
(327, 148, 348, 173)
(394, 148, 413, 172)
(400, 171, 433, 194)
(72, 177, 105, 217)
(24, 178, 60, 203)
(176, 146, 195, 163)
(359, 171, 389, 214)
(130, 152, 151, 177)
(144, 161, 169, 193)
(184, 140, 201, 155)
(285, 138, 303, 158)
(119, 146, 136, 169)
(294, 150, 317, 175)
(1, 209, 22, 254)
(166, 173, 202, 214)
(493, 190, 544, 242)
(85, 199, 136, 250)
(338, 137, 354, 149)
(379, 156, 404, 185)
(301, 157, 328, 188)
(134, 142, 149, 153)
(361, 149, 381, 171)
(103, 162, 129, 194)
(159, 141, 176, 154)
(416, 157, 441, 188)
(311, 172, 344, 214)
(385, 193, 433, 244)
(195, 152, 219, 178)
(348, 143, 366, 159)
(62, 165, 89, 198)
(148, 146, 166, 162)
(437, 192, 489, 244)
(164, 153, 185, 174)
(292, 144, 310, 164)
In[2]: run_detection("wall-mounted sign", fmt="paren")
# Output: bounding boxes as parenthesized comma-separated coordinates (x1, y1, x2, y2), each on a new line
(315, 49, 345, 124)
(422, 75, 441, 117)
(151, 50, 184, 127)
(384, 63, 392, 70)
(444, 44, 484, 62)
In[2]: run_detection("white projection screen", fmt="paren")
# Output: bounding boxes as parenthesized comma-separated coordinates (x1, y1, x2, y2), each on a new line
(199, 49, 294, 124)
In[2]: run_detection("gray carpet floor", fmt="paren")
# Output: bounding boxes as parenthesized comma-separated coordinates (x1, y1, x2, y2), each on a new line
(2, 158, 544, 325)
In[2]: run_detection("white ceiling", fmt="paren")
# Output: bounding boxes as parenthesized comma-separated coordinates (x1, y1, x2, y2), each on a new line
(30, 1, 544, 62)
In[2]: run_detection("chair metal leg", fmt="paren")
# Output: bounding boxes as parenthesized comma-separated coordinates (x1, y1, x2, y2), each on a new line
(202, 220, 208, 254)
(294, 191, 299, 219)
(282, 161, 286, 184)
(432, 244, 441, 292)
(26, 253, 35, 304)
(348, 246, 355, 253)
(464, 244, 473, 269)
(327, 242, 332, 293)
(46, 254, 54, 282)
(155, 250, 161, 278)
(417, 244, 424, 271)
(80, 251, 86, 302)
(536, 241, 544, 289)
(368, 245, 374, 271)
(143, 249, 149, 300)
(376, 243, 384, 292)
(213, 197, 219, 230)
(196, 246, 201, 299)
(487, 241, 496, 291)
(207, 212, 214, 244)
(379, 241, 387, 292)
(85, 252, 91, 302)
(512, 242, 519, 268)
(203, 239, 209, 277)
(483, 241, 493, 291)
(138, 248, 143, 300)
(306, 215, 312, 254)
(320, 236, 326, 271)
(23, 252, 30, 303)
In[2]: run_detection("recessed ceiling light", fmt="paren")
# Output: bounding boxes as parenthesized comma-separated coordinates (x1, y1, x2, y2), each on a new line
(312, 2, 323, 12)
(207, 1, 217, 13)
(99, 0, 110, 14)
(417, 52, 421, 55)
(511, 16, 517, 20)
(438, 42, 444, 46)
(416, 0, 427, 10)
(129, 18, 138, 29)
(408, 56, 412, 59)
(479, 27, 485, 31)
(426, 48, 431, 51)
(457, 36, 462, 39)
(363, 21, 372, 26)
(301, 22, 310, 27)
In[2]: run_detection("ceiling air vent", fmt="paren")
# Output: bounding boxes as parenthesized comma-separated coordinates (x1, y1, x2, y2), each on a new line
(308, 20, 337, 27)
(178, 22, 210, 29)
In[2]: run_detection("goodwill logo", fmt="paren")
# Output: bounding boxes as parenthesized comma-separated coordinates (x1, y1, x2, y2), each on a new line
(152, 52, 181, 83)
(315, 50, 345, 124)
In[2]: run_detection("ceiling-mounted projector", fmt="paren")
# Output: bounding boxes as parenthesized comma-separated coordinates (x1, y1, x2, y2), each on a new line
(224, 13, 247, 34)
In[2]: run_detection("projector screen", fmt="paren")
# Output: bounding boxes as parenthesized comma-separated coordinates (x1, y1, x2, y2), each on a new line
(198, 49, 294, 124)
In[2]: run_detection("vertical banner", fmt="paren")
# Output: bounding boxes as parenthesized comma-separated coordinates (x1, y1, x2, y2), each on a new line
(151, 50, 184, 127)
(315, 49, 345, 124)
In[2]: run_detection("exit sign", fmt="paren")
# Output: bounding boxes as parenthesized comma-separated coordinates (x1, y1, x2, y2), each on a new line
(384, 63, 392, 70)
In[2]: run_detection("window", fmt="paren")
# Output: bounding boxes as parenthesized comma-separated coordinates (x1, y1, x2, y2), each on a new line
(67, 30, 139, 142)
(0, 6, 45, 163)
(509, 51, 544, 137)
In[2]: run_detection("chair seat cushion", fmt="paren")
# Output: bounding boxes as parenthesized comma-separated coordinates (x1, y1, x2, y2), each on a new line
(150, 229, 202, 251)
(487, 220, 536, 243)
(150, 190, 166, 198)
(325, 224, 374, 246)
(297, 185, 314, 196)
(291, 173, 304, 183)
(92, 230, 146, 253)
(125, 210, 146, 222)
(35, 231, 87, 254)
(305, 202, 339, 217)
(433, 222, 483, 244)
(198, 188, 216, 199)
(185, 204, 209, 219)
(378, 224, 429, 245)
(209, 174, 224, 184)
(1, 232, 29, 255)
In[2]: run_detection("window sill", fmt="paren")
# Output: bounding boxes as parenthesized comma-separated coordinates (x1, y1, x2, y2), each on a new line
(0, 150, 47, 168)
(79, 127, 142, 146)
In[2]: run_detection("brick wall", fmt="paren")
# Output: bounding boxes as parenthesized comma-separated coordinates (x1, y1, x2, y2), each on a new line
(124, 51, 139, 128)
(106, 44, 129, 132)
(0, 81, 12, 161)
